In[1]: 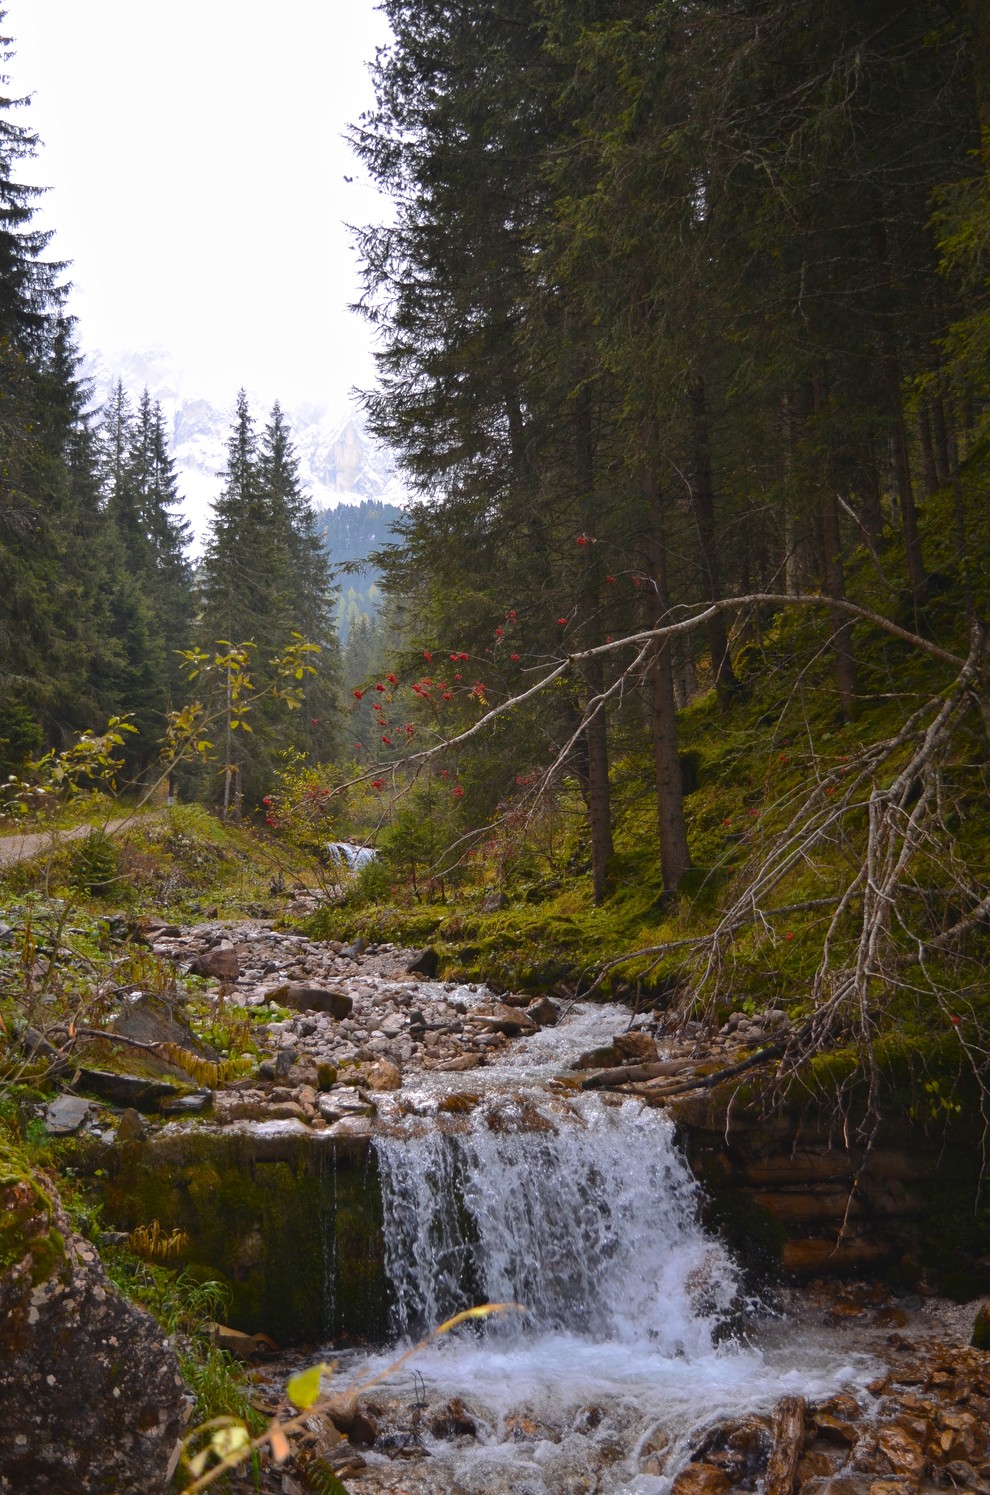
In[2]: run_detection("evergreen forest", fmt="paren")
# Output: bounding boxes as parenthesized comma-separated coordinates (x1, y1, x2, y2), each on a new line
(2, 0, 990, 1090)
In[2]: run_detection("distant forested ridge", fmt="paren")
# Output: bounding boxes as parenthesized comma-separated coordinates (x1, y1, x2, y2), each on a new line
(314, 499, 403, 641)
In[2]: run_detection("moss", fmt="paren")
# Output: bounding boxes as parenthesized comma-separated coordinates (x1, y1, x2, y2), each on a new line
(84, 1128, 386, 1344)
(0, 1139, 67, 1286)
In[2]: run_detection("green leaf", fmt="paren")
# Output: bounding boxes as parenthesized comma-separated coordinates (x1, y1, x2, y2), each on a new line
(286, 1362, 327, 1410)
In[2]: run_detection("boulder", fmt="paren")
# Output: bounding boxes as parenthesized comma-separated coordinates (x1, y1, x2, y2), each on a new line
(407, 946, 440, 978)
(115, 1108, 146, 1142)
(971, 1298, 990, 1350)
(362, 1059, 402, 1092)
(478, 1002, 538, 1037)
(0, 1160, 186, 1495)
(44, 1095, 93, 1135)
(269, 982, 353, 1020)
(613, 1030, 659, 1063)
(526, 995, 561, 1027)
(76, 1069, 181, 1111)
(187, 941, 239, 980)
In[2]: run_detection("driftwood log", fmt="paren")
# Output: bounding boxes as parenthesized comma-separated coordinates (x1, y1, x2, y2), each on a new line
(764, 1395, 806, 1495)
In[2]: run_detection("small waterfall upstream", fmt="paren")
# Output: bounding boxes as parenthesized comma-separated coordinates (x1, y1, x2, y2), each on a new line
(320, 1003, 875, 1493)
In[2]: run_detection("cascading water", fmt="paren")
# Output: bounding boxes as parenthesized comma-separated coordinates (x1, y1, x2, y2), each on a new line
(377, 1096, 736, 1354)
(318, 1001, 875, 1494)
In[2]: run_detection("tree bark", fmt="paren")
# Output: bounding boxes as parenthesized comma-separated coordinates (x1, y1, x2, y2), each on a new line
(764, 1396, 806, 1495)
(811, 373, 857, 720)
(640, 446, 691, 895)
(687, 373, 738, 707)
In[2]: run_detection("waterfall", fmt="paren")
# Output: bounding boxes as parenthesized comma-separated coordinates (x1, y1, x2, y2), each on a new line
(375, 1094, 739, 1354)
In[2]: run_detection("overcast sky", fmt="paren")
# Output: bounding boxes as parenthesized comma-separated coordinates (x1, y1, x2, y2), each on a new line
(6, 0, 392, 412)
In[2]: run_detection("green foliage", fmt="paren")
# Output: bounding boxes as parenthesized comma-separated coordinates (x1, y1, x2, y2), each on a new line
(67, 830, 122, 896)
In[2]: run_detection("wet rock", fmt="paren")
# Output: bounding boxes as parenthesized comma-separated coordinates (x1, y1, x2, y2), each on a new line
(0, 1166, 186, 1495)
(188, 941, 240, 980)
(526, 995, 561, 1027)
(271, 982, 353, 1019)
(876, 1425, 927, 1479)
(428, 1397, 477, 1439)
(814, 1413, 860, 1447)
(44, 1094, 93, 1134)
(407, 946, 440, 978)
(159, 1090, 212, 1116)
(479, 1002, 537, 1037)
(613, 1030, 659, 1063)
(942, 1461, 990, 1493)
(362, 1059, 402, 1091)
(437, 1053, 485, 1071)
(671, 1462, 732, 1495)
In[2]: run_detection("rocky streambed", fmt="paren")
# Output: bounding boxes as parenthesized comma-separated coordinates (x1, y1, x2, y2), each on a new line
(9, 912, 990, 1495)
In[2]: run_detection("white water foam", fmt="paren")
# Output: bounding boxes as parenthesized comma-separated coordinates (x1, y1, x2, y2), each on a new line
(340, 1093, 874, 1492)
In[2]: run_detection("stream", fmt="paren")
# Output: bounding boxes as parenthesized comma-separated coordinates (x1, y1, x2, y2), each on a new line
(302, 998, 876, 1494)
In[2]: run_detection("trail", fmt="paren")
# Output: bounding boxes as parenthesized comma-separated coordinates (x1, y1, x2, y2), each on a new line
(0, 813, 155, 868)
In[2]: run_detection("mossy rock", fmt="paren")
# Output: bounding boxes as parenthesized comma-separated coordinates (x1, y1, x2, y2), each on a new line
(0, 1141, 66, 1286)
(83, 1128, 387, 1344)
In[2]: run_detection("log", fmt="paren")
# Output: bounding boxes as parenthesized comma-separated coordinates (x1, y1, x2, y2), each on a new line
(764, 1394, 806, 1495)
(580, 1058, 698, 1089)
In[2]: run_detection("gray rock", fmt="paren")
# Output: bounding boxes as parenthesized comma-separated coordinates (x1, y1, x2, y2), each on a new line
(187, 941, 240, 980)
(77, 1069, 180, 1112)
(526, 995, 561, 1027)
(158, 1090, 212, 1116)
(0, 1167, 186, 1494)
(270, 982, 353, 1020)
(407, 946, 440, 978)
(44, 1095, 93, 1134)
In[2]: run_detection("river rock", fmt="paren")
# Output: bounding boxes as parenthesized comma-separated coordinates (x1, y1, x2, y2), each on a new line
(44, 1094, 93, 1134)
(271, 982, 353, 1019)
(671, 1463, 732, 1495)
(0, 1163, 186, 1495)
(187, 940, 239, 980)
(613, 1030, 659, 1063)
(407, 946, 440, 978)
(362, 1059, 402, 1091)
(526, 995, 561, 1027)
(876, 1424, 928, 1478)
(479, 1002, 537, 1037)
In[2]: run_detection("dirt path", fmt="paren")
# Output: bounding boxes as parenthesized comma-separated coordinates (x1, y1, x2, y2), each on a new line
(0, 814, 149, 868)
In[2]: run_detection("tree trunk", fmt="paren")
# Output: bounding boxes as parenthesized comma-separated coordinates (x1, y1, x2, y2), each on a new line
(686, 373, 738, 707)
(640, 445, 691, 895)
(575, 379, 614, 904)
(812, 373, 857, 720)
(585, 688, 613, 904)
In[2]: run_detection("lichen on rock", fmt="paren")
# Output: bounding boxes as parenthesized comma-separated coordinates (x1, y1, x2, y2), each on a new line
(0, 1142, 187, 1495)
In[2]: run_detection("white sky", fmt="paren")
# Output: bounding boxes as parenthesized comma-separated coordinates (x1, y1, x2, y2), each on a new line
(5, 0, 392, 412)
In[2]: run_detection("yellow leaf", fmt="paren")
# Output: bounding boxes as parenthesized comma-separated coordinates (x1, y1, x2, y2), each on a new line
(270, 1427, 291, 1463)
(187, 1449, 211, 1478)
(286, 1362, 327, 1409)
(212, 1424, 250, 1460)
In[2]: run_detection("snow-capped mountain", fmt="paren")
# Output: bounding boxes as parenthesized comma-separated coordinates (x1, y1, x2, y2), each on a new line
(84, 347, 407, 544)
